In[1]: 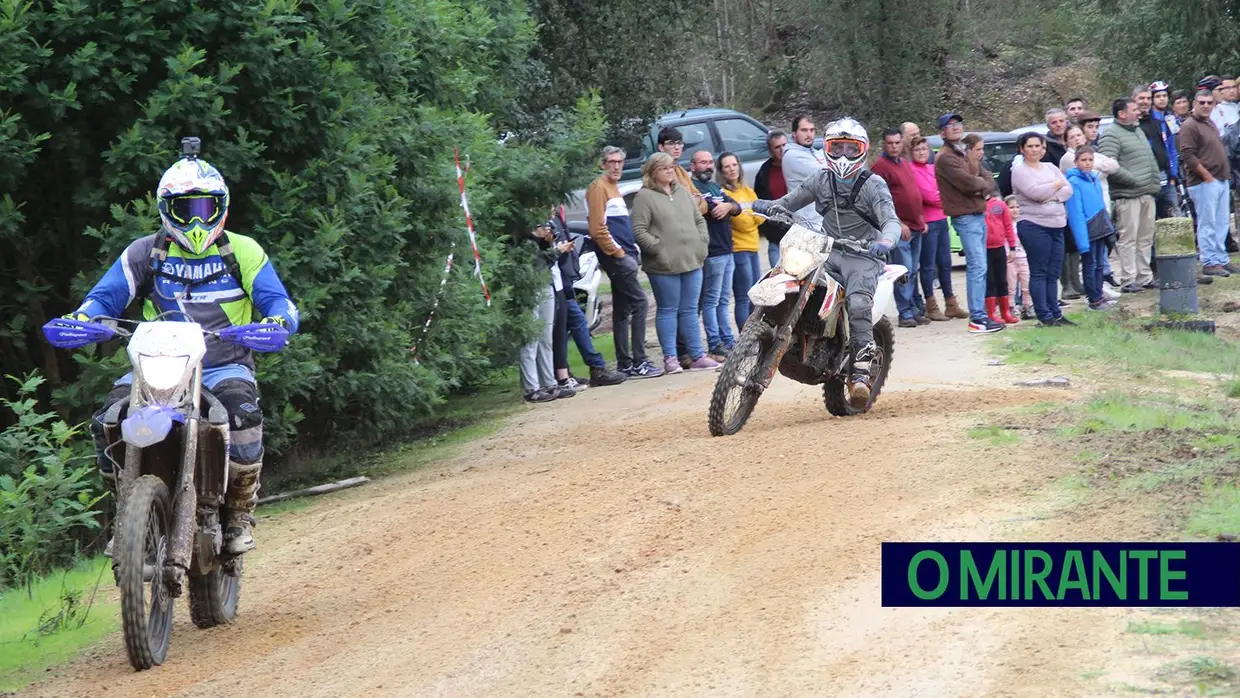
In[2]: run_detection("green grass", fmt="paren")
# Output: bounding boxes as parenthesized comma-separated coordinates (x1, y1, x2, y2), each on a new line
(0, 556, 117, 692)
(1127, 620, 1208, 638)
(991, 312, 1240, 378)
(1064, 391, 1240, 436)
(1186, 483, 1240, 538)
(967, 425, 1022, 445)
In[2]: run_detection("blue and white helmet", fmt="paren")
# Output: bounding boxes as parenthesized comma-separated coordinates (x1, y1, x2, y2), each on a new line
(155, 158, 230, 256)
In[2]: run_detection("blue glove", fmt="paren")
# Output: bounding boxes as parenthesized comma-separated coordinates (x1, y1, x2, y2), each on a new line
(869, 239, 894, 257)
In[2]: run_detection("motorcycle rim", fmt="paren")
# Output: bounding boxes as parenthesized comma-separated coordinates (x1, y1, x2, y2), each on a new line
(707, 319, 773, 436)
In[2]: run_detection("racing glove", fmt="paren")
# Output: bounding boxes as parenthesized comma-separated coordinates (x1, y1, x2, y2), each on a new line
(868, 239, 895, 257)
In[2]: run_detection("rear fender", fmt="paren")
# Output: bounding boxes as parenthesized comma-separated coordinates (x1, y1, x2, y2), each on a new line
(872, 263, 909, 324)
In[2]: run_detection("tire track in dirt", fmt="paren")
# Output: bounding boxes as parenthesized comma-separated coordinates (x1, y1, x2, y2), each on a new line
(24, 321, 1139, 698)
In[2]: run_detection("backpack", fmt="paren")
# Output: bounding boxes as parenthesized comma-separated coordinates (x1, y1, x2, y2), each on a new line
(136, 231, 244, 301)
(827, 170, 882, 232)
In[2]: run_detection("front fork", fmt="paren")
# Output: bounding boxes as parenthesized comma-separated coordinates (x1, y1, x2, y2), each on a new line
(753, 280, 814, 390)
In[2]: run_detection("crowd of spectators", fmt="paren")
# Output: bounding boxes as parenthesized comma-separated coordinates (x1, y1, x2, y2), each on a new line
(514, 74, 1240, 402)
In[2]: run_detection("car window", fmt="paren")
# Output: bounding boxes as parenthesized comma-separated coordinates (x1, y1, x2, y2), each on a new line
(983, 142, 1018, 174)
(676, 121, 714, 163)
(715, 118, 768, 156)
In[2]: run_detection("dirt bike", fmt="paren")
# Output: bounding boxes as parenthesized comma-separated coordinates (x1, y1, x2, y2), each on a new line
(707, 213, 906, 436)
(43, 312, 289, 670)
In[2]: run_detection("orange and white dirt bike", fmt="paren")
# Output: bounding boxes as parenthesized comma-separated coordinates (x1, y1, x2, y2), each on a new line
(707, 212, 907, 436)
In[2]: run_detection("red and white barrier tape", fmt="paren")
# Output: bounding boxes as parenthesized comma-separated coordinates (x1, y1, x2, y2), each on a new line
(409, 148, 491, 363)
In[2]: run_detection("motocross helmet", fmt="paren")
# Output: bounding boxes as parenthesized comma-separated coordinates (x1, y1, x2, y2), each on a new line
(821, 117, 869, 180)
(156, 158, 230, 256)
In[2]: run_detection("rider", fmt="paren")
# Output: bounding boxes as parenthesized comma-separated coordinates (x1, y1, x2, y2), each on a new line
(66, 144, 300, 557)
(750, 117, 902, 405)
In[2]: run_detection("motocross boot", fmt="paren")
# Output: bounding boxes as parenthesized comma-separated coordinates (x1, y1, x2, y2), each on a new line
(224, 460, 262, 555)
(849, 341, 877, 408)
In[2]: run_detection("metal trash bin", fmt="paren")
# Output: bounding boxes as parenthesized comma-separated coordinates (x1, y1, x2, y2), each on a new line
(1154, 253, 1199, 314)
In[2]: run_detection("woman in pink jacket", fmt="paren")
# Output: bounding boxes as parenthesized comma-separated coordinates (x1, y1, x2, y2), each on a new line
(909, 136, 968, 321)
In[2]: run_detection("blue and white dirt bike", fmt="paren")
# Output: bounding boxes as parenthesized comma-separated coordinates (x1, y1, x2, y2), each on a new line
(43, 312, 288, 671)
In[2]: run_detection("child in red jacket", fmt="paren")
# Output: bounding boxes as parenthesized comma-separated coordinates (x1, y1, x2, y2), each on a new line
(984, 194, 1020, 324)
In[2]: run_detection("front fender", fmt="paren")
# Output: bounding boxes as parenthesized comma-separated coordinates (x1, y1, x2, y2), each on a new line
(872, 263, 909, 324)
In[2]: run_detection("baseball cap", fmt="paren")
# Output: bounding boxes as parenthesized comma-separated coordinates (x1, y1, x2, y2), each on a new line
(1198, 75, 1223, 91)
(1076, 110, 1102, 124)
(937, 113, 964, 129)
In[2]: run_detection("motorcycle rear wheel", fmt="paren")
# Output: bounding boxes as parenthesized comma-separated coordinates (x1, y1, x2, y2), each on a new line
(824, 317, 894, 417)
(707, 316, 775, 436)
(188, 557, 242, 628)
(117, 475, 174, 671)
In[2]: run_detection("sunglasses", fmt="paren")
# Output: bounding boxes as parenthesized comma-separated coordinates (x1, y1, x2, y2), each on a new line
(168, 195, 223, 226)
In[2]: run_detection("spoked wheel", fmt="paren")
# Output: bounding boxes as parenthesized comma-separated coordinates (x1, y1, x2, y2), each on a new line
(188, 556, 242, 628)
(117, 475, 174, 670)
(824, 317, 895, 417)
(707, 317, 775, 436)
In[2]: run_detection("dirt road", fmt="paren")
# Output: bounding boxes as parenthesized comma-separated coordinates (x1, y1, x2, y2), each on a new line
(22, 316, 1197, 697)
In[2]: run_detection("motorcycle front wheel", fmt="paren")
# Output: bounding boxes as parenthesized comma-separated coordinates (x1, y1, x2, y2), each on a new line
(824, 317, 894, 416)
(117, 475, 174, 670)
(707, 315, 776, 436)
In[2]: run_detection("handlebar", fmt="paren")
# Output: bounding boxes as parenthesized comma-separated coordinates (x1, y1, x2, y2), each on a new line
(42, 315, 289, 353)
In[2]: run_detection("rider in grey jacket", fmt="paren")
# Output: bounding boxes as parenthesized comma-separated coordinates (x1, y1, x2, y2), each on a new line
(751, 117, 901, 406)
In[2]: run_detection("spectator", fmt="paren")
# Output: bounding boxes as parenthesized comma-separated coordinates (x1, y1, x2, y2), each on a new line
(901, 122, 930, 162)
(1080, 110, 1104, 147)
(1061, 125, 1121, 299)
(546, 207, 628, 389)
(519, 222, 578, 402)
(718, 152, 763, 331)
(935, 116, 1003, 333)
(1043, 108, 1070, 165)
(754, 131, 789, 268)
(1179, 89, 1236, 276)
(1066, 97, 1087, 122)
(585, 146, 663, 379)
(1099, 97, 1161, 293)
(656, 127, 709, 215)
(1004, 195, 1034, 319)
(783, 114, 827, 227)
(871, 127, 929, 327)
(690, 150, 742, 359)
(1171, 91, 1191, 127)
(909, 136, 966, 321)
(1135, 83, 1181, 219)
(631, 152, 719, 374)
(1012, 132, 1075, 326)
(1064, 146, 1117, 310)
(983, 193, 1020, 324)
(1209, 75, 1240, 137)
(1152, 82, 1179, 135)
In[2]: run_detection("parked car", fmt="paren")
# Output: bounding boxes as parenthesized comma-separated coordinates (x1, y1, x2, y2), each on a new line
(562, 107, 774, 223)
(1010, 116, 1114, 136)
(923, 131, 1021, 260)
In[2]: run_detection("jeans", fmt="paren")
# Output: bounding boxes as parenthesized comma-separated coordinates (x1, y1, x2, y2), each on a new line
(518, 284, 557, 392)
(1017, 221, 1066, 322)
(564, 287, 605, 369)
(919, 219, 954, 299)
(732, 250, 761, 329)
(952, 214, 988, 321)
(768, 239, 780, 269)
(1081, 244, 1106, 304)
(1189, 179, 1231, 267)
(598, 252, 649, 368)
(893, 233, 923, 320)
(1156, 180, 1182, 220)
(701, 254, 735, 351)
(648, 269, 706, 361)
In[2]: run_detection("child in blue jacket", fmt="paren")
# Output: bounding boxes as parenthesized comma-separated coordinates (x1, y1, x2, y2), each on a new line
(1064, 146, 1116, 310)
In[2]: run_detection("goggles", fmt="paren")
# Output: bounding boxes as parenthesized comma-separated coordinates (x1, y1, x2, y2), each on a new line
(825, 139, 865, 159)
(168, 195, 223, 226)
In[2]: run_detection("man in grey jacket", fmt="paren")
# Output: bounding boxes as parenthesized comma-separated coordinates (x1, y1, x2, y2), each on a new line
(782, 114, 827, 228)
(1099, 97, 1163, 292)
(751, 117, 901, 406)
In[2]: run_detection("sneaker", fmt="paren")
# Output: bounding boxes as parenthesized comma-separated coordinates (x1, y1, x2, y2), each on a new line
(968, 318, 1005, 334)
(898, 316, 918, 328)
(1104, 273, 1119, 287)
(588, 366, 627, 387)
(559, 375, 588, 391)
(1142, 281, 1159, 288)
(708, 344, 731, 357)
(523, 389, 556, 404)
(627, 360, 665, 379)
(663, 357, 684, 375)
(1020, 305, 1034, 321)
(687, 355, 721, 371)
(1103, 286, 1121, 300)
(551, 384, 577, 399)
(1121, 284, 1144, 293)
(913, 314, 931, 325)
(1054, 316, 1078, 326)
(1058, 298, 1070, 307)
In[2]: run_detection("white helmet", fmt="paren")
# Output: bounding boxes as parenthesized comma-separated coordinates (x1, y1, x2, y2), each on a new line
(821, 117, 870, 180)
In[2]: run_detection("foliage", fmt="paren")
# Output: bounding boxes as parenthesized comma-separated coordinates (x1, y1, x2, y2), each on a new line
(1089, 0, 1240, 92)
(0, 374, 104, 591)
(0, 0, 605, 464)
